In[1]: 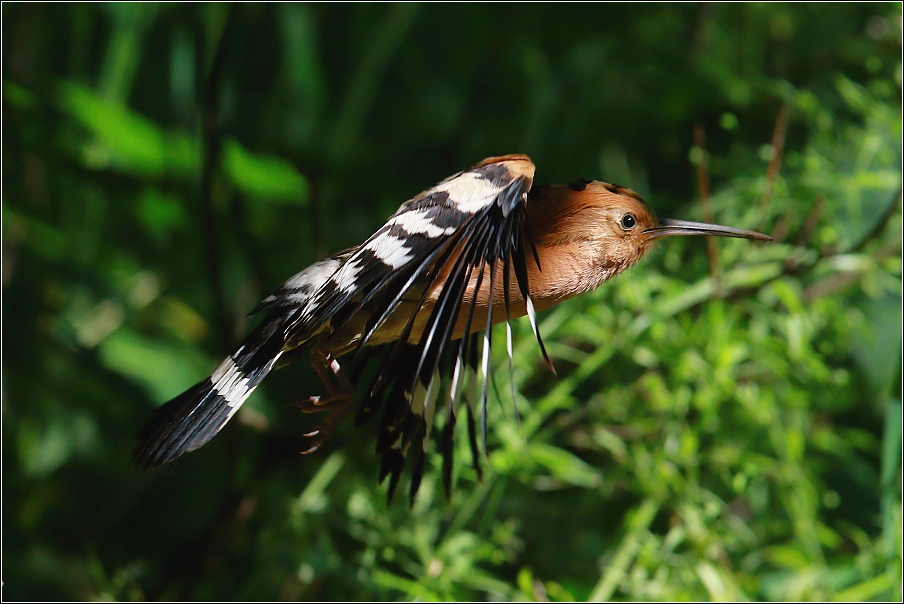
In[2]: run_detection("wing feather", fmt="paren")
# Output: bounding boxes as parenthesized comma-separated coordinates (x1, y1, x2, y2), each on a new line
(293, 156, 544, 501)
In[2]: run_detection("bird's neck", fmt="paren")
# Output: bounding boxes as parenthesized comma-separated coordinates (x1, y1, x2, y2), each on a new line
(523, 196, 643, 309)
(524, 238, 632, 312)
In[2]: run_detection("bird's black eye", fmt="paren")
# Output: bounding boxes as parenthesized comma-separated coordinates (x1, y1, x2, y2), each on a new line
(621, 213, 637, 230)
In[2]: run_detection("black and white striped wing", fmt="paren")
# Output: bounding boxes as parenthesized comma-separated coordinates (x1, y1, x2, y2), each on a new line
(132, 251, 356, 470)
(295, 155, 550, 502)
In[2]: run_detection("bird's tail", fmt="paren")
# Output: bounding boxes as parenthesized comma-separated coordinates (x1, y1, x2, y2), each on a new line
(132, 310, 297, 469)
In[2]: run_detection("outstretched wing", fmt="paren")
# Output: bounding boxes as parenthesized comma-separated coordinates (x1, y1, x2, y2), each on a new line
(295, 154, 550, 503)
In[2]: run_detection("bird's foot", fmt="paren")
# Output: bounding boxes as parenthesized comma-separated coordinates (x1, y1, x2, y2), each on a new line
(296, 394, 355, 454)
(297, 348, 355, 454)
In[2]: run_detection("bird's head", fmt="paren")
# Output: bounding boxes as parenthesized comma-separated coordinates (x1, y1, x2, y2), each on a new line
(527, 180, 772, 292)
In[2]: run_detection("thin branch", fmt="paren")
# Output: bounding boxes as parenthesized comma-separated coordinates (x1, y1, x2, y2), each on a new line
(803, 237, 902, 302)
(783, 197, 824, 272)
(758, 103, 790, 230)
(795, 198, 824, 248)
(798, 187, 904, 301)
(769, 214, 793, 243)
(693, 122, 722, 292)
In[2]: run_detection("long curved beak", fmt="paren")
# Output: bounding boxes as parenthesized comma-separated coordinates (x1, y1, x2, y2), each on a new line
(644, 218, 773, 241)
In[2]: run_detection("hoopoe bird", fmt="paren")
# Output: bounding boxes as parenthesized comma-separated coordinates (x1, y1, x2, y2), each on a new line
(133, 154, 771, 501)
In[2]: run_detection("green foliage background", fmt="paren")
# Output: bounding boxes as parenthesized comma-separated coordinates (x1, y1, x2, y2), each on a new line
(3, 3, 902, 601)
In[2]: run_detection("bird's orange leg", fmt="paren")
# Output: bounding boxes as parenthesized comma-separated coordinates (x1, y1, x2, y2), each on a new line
(296, 347, 356, 454)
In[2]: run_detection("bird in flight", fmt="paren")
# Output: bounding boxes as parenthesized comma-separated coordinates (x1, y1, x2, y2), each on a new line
(133, 154, 771, 502)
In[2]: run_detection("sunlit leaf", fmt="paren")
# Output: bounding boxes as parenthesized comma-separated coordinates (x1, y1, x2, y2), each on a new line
(222, 139, 310, 204)
(528, 443, 603, 489)
(56, 81, 200, 177)
(96, 328, 210, 403)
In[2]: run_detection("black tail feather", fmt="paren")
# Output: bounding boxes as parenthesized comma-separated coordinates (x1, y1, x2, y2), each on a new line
(132, 310, 295, 469)
(131, 380, 231, 469)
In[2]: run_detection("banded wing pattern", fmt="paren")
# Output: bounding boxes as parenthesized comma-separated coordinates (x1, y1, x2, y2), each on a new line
(297, 155, 549, 502)
(131, 252, 354, 469)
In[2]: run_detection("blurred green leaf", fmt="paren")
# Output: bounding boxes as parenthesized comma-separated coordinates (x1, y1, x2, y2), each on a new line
(137, 188, 188, 236)
(222, 138, 310, 204)
(57, 81, 199, 177)
(18, 414, 97, 477)
(96, 328, 210, 403)
(527, 443, 603, 489)
(4, 208, 69, 260)
(880, 398, 902, 555)
(293, 452, 345, 516)
(834, 573, 897, 601)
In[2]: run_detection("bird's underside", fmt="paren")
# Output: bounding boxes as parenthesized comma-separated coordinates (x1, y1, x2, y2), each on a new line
(132, 153, 771, 503)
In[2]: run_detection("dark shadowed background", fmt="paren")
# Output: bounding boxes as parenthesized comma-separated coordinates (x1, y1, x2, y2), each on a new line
(3, 3, 901, 601)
